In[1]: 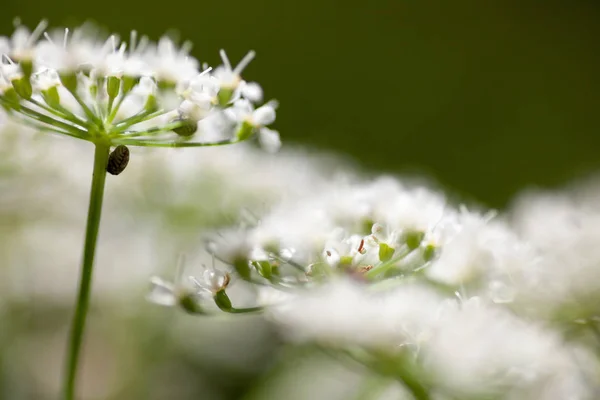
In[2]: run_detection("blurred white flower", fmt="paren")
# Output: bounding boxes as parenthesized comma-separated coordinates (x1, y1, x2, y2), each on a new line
(266, 279, 444, 348)
(1, 19, 48, 62)
(509, 184, 600, 319)
(422, 298, 595, 400)
(189, 266, 230, 295)
(425, 209, 533, 303)
(147, 276, 181, 307)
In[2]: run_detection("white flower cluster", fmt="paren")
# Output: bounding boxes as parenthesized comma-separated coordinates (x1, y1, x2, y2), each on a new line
(0, 114, 341, 302)
(509, 183, 600, 320)
(149, 174, 600, 398)
(0, 20, 279, 150)
(202, 177, 532, 303)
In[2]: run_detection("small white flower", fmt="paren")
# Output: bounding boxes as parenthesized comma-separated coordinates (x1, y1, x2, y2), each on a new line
(2, 19, 48, 62)
(0, 62, 23, 81)
(32, 68, 60, 91)
(182, 70, 220, 100)
(226, 98, 279, 150)
(189, 266, 230, 295)
(147, 276, 179, 306)
(239, 81, 263, 103)
(146, 275, 200, 307)
(370, 222, 401, 246)
(322, 229, 374, 268)
(257, 127, 281, 153)
(227, 98, 277, 127)
(207, 229, 253, 265)
(213, 50, 257, 92)
(143, 36, 199, 84)
(177, 98, 211, 123)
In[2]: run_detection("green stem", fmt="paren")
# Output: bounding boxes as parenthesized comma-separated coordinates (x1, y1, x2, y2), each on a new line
(352, 375, 390, 400)
(364, 247, 412, 280)
(228, 306, 264, 314)
(373, 350, 430, 400)
(63, 142, 110, 400)
(112, 138, 242, 148)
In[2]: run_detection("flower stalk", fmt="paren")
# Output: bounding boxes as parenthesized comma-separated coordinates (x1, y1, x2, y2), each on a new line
(63, 142, 109, 400)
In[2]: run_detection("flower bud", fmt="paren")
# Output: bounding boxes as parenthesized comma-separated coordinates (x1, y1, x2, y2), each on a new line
(42, 86, 60, 108)
(0, 87, 21, 110)
(12, 77, 32, 100)
(172, 118, 198, 137)
(59, 73, 78, 92)
(253, 260, 273, 279)
(236, 120, 255, 141)
(404, 230, 425, 250)
(121, 76, 139, 94)
(107, 76, 121, 99)
(20, 60, 33, 81)
(179, 293, 204, 314)
(422, 243, 437, 262)
(217, 87, 234, 106)
(214, 290, 233, 312)
(378, 243, 395, 262)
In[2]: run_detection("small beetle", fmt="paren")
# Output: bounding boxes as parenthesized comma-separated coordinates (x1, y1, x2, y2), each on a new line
(106, 145, 130, 175)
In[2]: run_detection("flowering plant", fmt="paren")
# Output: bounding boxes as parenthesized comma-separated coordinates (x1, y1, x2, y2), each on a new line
(151, 176, 600, 399)
(0, 19, 279, 399)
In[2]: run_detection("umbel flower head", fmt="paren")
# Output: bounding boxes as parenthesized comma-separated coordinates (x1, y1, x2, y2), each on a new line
(0, 20, 280, 152)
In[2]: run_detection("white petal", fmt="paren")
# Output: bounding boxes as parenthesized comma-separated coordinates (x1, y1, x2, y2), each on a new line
(323, 248, 341, 267)
(258, 128, 281, 153)
(253, 104, 276, 126)
(147, 277, 177, 306)
(240, 81, 263, 103)
(134, 76, 157, 96)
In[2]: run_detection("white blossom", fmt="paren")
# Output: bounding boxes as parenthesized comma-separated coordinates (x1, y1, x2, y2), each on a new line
(147, 276, 180, 306)
(189, 266, 230, 294)
(1, 19, 48, 62)
(266, 279, 444, 347)
(421, 298, 595, 399)
(213, 50, 263, 102)
(0, 21, 280, 151)
(425, 209, 533, 303)
(509, 183, 600, 319)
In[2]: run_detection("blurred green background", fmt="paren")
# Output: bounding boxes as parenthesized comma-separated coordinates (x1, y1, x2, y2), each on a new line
(1, 1, 600, 399)
(3, 0, 600, 207)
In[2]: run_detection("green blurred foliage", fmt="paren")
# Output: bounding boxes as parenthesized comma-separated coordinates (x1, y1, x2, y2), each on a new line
(2, 0, 600, 207)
